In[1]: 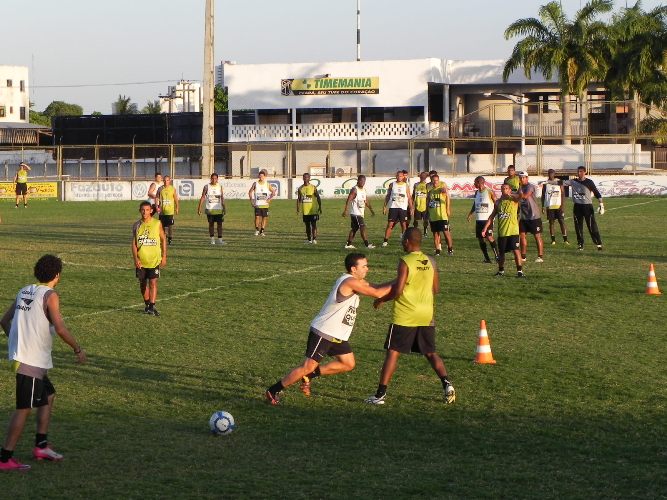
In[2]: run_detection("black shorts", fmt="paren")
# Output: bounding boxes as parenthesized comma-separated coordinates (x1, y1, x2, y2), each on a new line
(305, 330, 352, 362)
(206, 212, 224, 223)
(497, 235, 520, 254)
(476, 220, 493, 239)
(255, 207, 269, 217)
(350, 215, 365, 231)
(519, 218, 543, 235)
(429, 220, 449, 233)
(303, 214, 319, 224)
(16, 373, 55, 409)
(413, 210, 428, 221)
(387, 208, 409, 223)
(546, 208, 564, 222)
(136, 267, 160, 281)
(15, 183, 27, 195)
(159, 215, 175, 227)
(384, 324, 436, 354)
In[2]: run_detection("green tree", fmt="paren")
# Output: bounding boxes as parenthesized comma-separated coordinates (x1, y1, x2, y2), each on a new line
(142, 100, 162, 114)
(503, 0, 613, 142)
(214, 85, 228, 113)
(43, 100, 84, 117)
(113, 95, 138, 115)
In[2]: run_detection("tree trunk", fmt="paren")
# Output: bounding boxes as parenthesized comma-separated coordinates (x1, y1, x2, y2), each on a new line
(562, 92, 571, 145)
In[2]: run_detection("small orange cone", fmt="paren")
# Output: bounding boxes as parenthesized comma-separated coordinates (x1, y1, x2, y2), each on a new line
(646, 264, 662, 295)
(474, 320, 496, 364)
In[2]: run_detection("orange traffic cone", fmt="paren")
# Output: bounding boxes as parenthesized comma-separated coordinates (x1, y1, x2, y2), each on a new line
(474, 320, 496, 364)
(646, 264, 662, 295)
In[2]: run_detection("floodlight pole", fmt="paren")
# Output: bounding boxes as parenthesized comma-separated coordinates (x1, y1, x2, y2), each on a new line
(356, 0, 361, 61)
(202, 0, 215, 177)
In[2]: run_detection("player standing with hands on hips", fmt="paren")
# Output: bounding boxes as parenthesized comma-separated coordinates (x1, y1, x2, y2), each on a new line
(132, 201, 167, 316)
(0, 255, 86, 471)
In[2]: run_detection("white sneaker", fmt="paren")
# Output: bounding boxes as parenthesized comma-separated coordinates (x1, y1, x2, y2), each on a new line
(366, 243, 376, 249)
(210, 237, 216, 245)
(444, 383, 456, 404)
(260, 232, 266, 237)
(344, 244, 356, 249)
(521, 257, 527, 262)
(217, 239, 226, 245)
(535, 256, 544, 263)
(312, 239, 317, 245)
(304, 240, 312, 244)
(364, 394, 386, 405)
(254, 230, 260, 236)
(381, 242, 388, 247)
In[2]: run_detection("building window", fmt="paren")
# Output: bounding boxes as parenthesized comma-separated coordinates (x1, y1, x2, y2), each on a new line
(361, 106, 424, 122)
(20, 107, 26, 120)
(10, 106, 14, 114)
(6, 80, 12, 87)
(20, 80, 25, 92)
(0, 106, 5, 117)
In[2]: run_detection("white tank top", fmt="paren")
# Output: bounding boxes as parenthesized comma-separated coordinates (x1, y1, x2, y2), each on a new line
(474, 188, 494, 221)
(8, 284, 55, 369)
(350, 186, 367, 217)
(254, 181, 271, 208)
(310, 274, 360, 341)
(205, 183, 223, 211)
(544, 181, 562, 209)
(147, 181, 163, 203)
(389, 182, 409, 209)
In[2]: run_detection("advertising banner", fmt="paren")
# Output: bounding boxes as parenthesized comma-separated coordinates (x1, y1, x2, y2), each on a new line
(281, 77, 380, 96)
(0, 182, 58, 199)
(132, 178, 288, 202)
(65, 182, 132, 201)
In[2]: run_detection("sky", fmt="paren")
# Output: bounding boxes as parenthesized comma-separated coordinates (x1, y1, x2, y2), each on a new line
(4, 0, 663, 114)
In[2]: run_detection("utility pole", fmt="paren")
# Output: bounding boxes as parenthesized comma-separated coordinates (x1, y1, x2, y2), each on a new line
(202, 0, 215, 177)
(356, 0, 361, 61)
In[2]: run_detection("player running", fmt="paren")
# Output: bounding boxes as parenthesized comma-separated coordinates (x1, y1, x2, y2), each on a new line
(466, 175, 499, 263)
(265, 253, 392, 405)
(343, 175, 376, 249)
(296, 173, 322, 244)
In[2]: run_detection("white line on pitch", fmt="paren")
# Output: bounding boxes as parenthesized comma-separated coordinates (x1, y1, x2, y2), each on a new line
(65, 264, 324, 320)
(563, 198, 662, 220)
(63, 260, 191, 272)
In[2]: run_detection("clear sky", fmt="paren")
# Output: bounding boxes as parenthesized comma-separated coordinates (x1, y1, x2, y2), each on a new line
(4, 0, 662, 114)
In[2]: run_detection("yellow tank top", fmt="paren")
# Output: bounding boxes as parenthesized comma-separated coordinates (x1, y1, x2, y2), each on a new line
(392, 252, 434, 327)
(414, 182, 428, 212)
(159, 186, 176, 215)
(427, 186, 448, 221)
(135, 218, 162, 268)
(299, 184, 319, 215)
(496, 198, 520, 237)
(17, 170, 28, 183)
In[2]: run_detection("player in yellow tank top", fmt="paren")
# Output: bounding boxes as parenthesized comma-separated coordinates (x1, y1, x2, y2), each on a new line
(482, 183, 524, 278)
(412, 171, 430, 237)
(296, 173, 322, 244)
(132, 202, 167, 316)
(365, 228, 456, 406)
(157, 176, 179, 245)
(14, 162, 31, 208)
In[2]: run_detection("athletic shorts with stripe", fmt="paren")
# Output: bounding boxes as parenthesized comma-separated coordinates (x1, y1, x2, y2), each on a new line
(475, 220, 493, 239)
(384, 324, 436, 354)
(305, 330, 352, 362)
(350, 215, 365, 231)
(16, 374, 55, 409)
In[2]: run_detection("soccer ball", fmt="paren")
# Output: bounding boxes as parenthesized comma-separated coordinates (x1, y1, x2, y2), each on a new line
(209, 410, 235, 436)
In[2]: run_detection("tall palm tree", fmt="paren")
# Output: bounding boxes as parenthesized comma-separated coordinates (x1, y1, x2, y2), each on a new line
(503, 0, 613, 143)
(606, 2, 667, 133)
(113, 95, 138, 115)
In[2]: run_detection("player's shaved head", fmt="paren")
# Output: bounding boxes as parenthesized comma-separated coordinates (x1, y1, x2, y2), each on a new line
(403, 227, 422, 245)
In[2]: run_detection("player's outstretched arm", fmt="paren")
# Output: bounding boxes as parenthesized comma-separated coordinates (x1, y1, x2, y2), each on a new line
(341, 278, 392, 299)
(374, 260, 408, 308)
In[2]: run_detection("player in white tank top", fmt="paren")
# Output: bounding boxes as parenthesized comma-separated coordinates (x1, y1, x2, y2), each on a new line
(342, 176, 377, 249)
(466, 176, 499, 263)
(382, 170, 414, 246)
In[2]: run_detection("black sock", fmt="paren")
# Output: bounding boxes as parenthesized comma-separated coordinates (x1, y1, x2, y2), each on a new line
(305, 225, 312, 241)
(383, 238, 388, 243)
(521, 254, 526, 260)
(346, 240, 352, 245)
(255, 226, 259, 231)
(563, 235, 568, 242)
(499, 266, 505, 272)
(268, 381, 284, 395)
(149, 302, 155, 310)
(35, 433, 48, 449)
(517, 265, 523, 272)
(307, 366, 321, 380)
(440, 376, 451, 388)
(363, 240, 370, 247)
(478, 240, 489, 260)
(490, 240, 499, 258)
(375, 384, 388, 398)
(551, 235, 556, 242)
(0, 448, 12, 462)
(144, 299, 150, 306)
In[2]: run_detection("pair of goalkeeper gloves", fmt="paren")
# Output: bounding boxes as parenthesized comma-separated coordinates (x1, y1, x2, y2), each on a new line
(598, 203, 605, 215)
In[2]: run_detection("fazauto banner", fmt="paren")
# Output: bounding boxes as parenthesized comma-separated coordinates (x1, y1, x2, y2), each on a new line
(65, 181, 132, 201)
(0, 182, 58, 199)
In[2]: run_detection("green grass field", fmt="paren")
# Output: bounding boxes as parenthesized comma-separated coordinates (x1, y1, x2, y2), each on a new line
(0, 196, 665, 499)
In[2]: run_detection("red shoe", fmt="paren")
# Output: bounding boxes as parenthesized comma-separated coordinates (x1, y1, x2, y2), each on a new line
(33, 446, 64, 461)
(299, 376, 311, 397)
(264, 390, 280, 406)
(0, 457, 31, 471)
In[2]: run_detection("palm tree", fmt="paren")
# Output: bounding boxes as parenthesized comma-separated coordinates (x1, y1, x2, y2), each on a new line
(142, 100, 162, 114)
(606, 2, 667, 133)
(113, 95, 138, 115)
(503, 0, 613, 143)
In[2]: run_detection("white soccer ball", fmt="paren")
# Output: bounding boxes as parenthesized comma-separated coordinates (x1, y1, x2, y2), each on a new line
(209, 410, 235, 436)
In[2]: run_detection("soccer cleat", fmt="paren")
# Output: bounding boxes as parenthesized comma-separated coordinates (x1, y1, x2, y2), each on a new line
(597, 245, 603, 251)
(304, 240, 312, 244)
(167, 238, 172, 245)
(535, 257, 544, 263)
(551, 240, 556, 246)
(265, 390, 280, 406)
(217, 239, 226, 245)
(254, 230, 260, 236)
(364, 394, 386, 405)
(494, 271, 505, 277)
(144, 306, 152, 315)
(521, 256, 527, 262)
(517, 271, 526, 278)
(150, 308, 160, 317)
(447, 249, 454, 256)
(299, 376, 311, 397)
(483, 259, 492, 264)
(444, 383, 456, 404)
(344, 244, 356, 249)
(312, 239, 317, 245)
(33, 446, 63, 461)
(435, 249, 441, 256)
(15, 204, 18, 208)
(564, 240, 570, 245)
(366, 243, 376, 249)
(260, 232, 266, 237)
(578, 245, 584, 251)
(381, 241, 388, 247)
(0, 457, 31, 471)
(210, 237, 216, 245)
